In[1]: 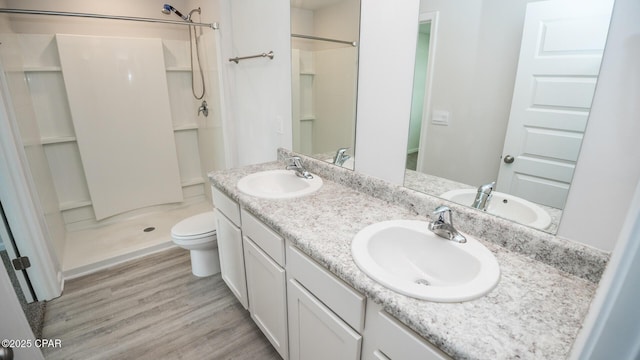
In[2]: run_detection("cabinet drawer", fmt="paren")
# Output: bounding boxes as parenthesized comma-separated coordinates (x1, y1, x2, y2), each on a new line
(287, 245, 365, 332)
(362, 301, 451, 360)
(241, 209, 285, 267)
(212, 186, 240, 226)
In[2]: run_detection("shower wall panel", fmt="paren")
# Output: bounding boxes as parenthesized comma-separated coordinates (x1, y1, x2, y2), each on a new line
(13, 34, 209, 230)
(57, 34, 183, 220)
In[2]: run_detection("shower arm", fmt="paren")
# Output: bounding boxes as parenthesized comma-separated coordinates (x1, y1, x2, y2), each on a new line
(0, 8, 219, 29)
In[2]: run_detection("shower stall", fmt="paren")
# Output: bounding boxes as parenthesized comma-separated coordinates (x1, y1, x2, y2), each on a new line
(0, 1, 226, 300)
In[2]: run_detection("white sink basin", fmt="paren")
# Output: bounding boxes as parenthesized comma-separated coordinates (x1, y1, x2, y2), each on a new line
(352, 220, 500, 302)
(237, 170, 323, 199)
(440, 189, 552, 230)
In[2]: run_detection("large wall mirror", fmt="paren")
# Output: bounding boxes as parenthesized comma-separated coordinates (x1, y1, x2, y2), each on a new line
(405, 0, 614, 233)
(290, 0, 360, 169)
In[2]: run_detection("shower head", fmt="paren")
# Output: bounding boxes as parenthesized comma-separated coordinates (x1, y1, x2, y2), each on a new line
(162, 4, 189, 21)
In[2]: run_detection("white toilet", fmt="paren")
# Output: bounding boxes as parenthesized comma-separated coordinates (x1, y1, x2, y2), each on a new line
(171, 211, 220, 277)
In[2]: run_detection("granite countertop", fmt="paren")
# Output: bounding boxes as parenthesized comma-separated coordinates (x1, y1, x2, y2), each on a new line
(209, 159, 600, 360)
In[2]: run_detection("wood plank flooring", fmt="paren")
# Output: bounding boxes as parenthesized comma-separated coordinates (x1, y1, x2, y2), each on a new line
(42, 247, 281, 360)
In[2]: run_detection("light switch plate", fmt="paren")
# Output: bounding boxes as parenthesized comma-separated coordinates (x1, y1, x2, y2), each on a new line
(432, 110, 450, 126)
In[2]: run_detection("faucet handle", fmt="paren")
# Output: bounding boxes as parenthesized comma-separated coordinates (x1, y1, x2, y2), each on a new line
(433, 205, 453, 224)
(285, 156, 302, 168)
(478, 181, 496, 194)
(429, 205, 466, 243)
(285, 156, 314, 179)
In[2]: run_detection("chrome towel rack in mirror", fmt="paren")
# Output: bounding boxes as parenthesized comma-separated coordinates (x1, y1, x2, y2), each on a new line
(229, 51, 274, 64)
(291, 34, 357, 47)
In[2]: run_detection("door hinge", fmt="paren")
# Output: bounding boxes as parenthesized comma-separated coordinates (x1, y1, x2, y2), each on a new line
(12, 256, 31, 271)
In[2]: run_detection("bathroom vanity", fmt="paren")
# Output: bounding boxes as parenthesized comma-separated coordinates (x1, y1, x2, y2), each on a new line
(209, 150, 607, 360)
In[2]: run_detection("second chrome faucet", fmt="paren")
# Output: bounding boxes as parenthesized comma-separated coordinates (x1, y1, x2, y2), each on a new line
(333, 147, 351, 166)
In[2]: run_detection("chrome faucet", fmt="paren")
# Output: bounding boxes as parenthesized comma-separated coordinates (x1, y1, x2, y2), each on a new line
(333, 147, 351, 166)
(285, 156, 313, 179)
(471, 181, 496, 211)
(428, 205, 467, 243)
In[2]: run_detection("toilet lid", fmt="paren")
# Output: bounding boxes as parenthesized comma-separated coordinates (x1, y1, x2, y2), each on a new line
(171, 211, 216, 238)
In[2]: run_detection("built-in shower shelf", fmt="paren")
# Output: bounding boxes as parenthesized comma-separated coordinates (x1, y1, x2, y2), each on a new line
(300, 115, 316, 122)
(24, 66, 62, 72)
(41, 136, 77, 145)
(166, 66, 192, 72)
(173, 124, 199, 131)
(59, 200, 92, 212)
(300, 71, 315, 76)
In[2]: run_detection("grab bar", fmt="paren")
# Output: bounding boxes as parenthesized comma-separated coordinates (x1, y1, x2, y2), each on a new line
(229, 51, 274, 64)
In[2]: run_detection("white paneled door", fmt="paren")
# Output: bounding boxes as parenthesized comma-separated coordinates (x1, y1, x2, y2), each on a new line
(497, 0, 613, 209)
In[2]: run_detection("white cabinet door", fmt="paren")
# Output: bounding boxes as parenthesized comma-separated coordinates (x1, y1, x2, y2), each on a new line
(244, 237, 288, 359)
(288, 279, 361, 360)
(214, 208, 248, 309)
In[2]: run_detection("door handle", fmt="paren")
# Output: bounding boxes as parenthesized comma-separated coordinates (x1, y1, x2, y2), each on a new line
(1, 345, 13, 360)
(503, 155, 515, 164)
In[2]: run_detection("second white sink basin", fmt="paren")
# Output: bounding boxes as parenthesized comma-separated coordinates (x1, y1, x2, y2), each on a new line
(440, 189, 552, 230)
(352, 220, 500, 302)
(237, 170, 323, 199)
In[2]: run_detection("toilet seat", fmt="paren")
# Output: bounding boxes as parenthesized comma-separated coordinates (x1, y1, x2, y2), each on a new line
(171, 211, 216, 240)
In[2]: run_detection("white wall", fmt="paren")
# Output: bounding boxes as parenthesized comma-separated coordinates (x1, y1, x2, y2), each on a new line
(188, 0, 227, 201)
(292, 0, 359, 155)
(313, 48, 358, 154)
(355, 0, 420, 184)
(557, 0, 640, 252)
(418, 0, 532, 186)
(219, 0, 292, 167)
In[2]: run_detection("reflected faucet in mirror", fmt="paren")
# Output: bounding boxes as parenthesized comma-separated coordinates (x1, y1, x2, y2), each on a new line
(333, 147, 351, 166)
(471, 182, 495, 211)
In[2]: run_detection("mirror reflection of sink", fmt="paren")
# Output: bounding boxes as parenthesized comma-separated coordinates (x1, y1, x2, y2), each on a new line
(237, 170, 323, 199)
(440, 189, 552, 230)
(351, 220, 500, 302)
(324, 157, 355, 170)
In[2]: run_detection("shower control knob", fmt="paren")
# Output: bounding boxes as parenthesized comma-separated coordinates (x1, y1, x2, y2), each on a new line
(503, 155, 515, 164)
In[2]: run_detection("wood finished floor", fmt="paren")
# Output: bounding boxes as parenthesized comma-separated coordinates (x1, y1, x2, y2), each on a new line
(42, 247, 281, 360)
